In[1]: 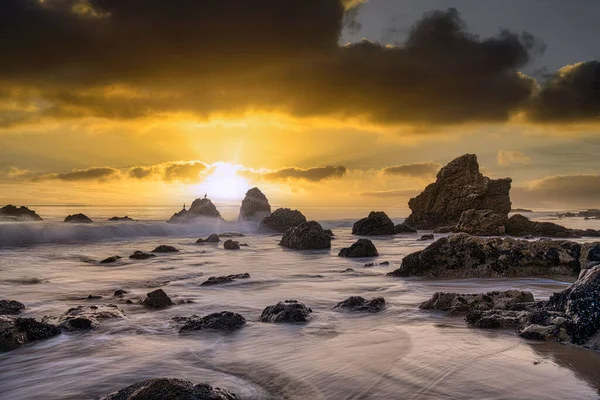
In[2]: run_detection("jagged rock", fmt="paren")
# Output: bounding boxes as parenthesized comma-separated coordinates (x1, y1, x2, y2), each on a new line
(465, 309, 528, 329)
(419, 291, 535, 316)
(223, 240, 240, 250)
(44, 304, 125, 331)
(129, 251, 156, 260)
(152, 245, 179, 253)
(394, 223, 417, 234)
(238, 187, 271, 222)
(505, 214, 578, 238)
(279, 221, 331, 250)
(0, 205, 43, 221)
(388, 233, 583, 279)
(0, 316, 60, 352)
(455, 209, 507, 236)
(0, 300, 25, 315)
(142, 289, 173, 309)
(333, 296, 386, 313)
(108, 216, 135, 221)
(352, 211, 395, 236)
(100, 256, 122, 264)
(201, 274, 250, 286)
(259, 208, 307, 233)
(196, 234, 220, 243)
(418, 234, 435, 241)
(179, 311, 246, 332)
(167, 198, 222, 223)
(64, 213, 93, 223)
(100, 378, 238, 400)
(405, 154, 512, 229)
(260, 300, 312, 323)
(338, 239, 378, 258)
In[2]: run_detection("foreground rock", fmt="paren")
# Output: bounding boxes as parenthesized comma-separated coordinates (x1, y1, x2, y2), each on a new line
(389, 233, 585, 279)
(419, 291, 536, 316)
(101, 378, 238, 400)
(0, 205, 43, 221)
(167, 198, 222, 223)
(259, 208, 306, 233)
(44, 304, 125, 331)
(108, 216, 135, 221)
(179, 311, 246, 332)
(0, 316, 60, 352)
(142, 289, 173, 309)
(505, 214, 578, 238)
(129, 251, 156, 260)
(196, 233, 220, 243)
(334, 296, 386, 313)
(238, 187, 271, 222)
(152, 245, 179, 253)
(201, 274, 250, 286)
(338, 239, 378, 258)
(405, 154, 511, 230)
(0, 299, 25, 315)
(99, 255, 122, 264)
(279, 221, 331, 250)
(352, 211, 395, 235)
(260, 300, 312, 323)
(394, 223, 417, 234)
(64, 213, 93, 223)
(223, 239, 241, 250)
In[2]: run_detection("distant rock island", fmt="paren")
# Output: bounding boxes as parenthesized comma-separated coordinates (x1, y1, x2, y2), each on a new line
(64, 213, 93, 223)
(0, 205, 42, 221)
(167, 197, 222, 223)
(238, 187, 271, 222)
(511, 208, 533, 213)
(108, 216, 135, 222)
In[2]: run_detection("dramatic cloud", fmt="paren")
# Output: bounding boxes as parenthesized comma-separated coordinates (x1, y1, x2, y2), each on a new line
(497, 150, 531, 166)
(127, 161, 208, 182)
(512, 174, 600, 208)
(36, 167, 120, 181)
(382, 162, 441, 178)
(259, 166, 347, 182)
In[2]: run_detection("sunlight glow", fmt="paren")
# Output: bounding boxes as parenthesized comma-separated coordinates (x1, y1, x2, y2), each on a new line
(190, 162, 250, 201)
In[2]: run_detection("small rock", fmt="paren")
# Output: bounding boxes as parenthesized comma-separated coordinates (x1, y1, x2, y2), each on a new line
(279, 221, 331, 250)
(45, 304, 125, 331)
(334, 296, 386, 313)
(0, 300, 25, 315)
(260, 300, 312, 323)
(364, 261, 389, 267)
(114, 290, 128, 297)
(223, 239, 241, 250)
(108, 216, 135, 222)
(64, 213, 93, 223)
(219, 232, 245, 238)
(86, 295, 102, 300)
(179, 311, 246, 332)
(142, 289, 173, 309)
(418, 234, 434, 241)
(129, 251, 156, 260)
(152, 245, 179, 253)
(341, 268, 356, 273)
(100, 378, 238, 400)
(338, 239, 378, 258)
(99, 256, 122, 264)
(201, 273, 250, 286)
(196, 234, 220, 243)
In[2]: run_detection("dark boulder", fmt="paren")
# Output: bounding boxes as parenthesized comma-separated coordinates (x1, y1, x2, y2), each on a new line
(334, 296, 386, 313)
(223, 240, 241, 250)
(259, 208, 307, 233)
(505, 214, 578, 238)
(142, 289, 173, 309)
(64, 213, 93, 223)
(179, 311, 246, 332)
(0, 316, 60, 352)
(219, 232, 245, 238)
(100, 256, 122, 264)
(201, 273, 250, 286)
(352, 211, 395, 236)
(152, 245, 179, 253)
(338, 239, 378, 258)
(100, 378, 238, 400)
(129, 251, 156, 260)
(419, 291, 535, 316)
(44, 304, 125, 331)
(167, 198, 222, 223)
(0, 299, 25, 315)
(260, 300, 312, 323)
(238, 187, 271, 222)
(0, 205, 43, 221)
(114, 290, 128, 297)
(364, 261, 389, 267)
(394, 223, 417, 234)
(279, 221, 331, 250)
(196, 233, 220, 243)
(455, 209, 507, 236)
(418, 234, 434, 241)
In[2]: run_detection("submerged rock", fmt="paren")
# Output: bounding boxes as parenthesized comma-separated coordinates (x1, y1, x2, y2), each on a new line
(100, 378, 238, 400)
(201, 274, 250, 286)
(260, 300, 312, 323)
(167, 198, 222, 223)
(179, 311, 246, 332)
(0, 299, 25, 315)
(64, 213, 93, 223)
(418, 234, 434, 241)
(279, 221, 331, 250)
(259, 208, 307, 233)
(338, 239, 378, 258)
(44, 304, 125, 331)
(108, 216, 135, 222)
(223, 239, 241, 250)
(0, 316, 60, 352)
(129, 251, 156, 260)
(405, 154, 512, 230)
(114, 290, 128, 297)
(152, 245, 179, 253)
(0, 205, 43, 221)
(219, 232, 245, 238)
(334, 296, 386, 313)
(196, 233, 220, 243)
(238, 187, 271, 222)
(394, 223, 417, 234)
(142, 289, 173, 309)
(352, 211, 395, 236)
(364, 261, 390, 267)
(99, 256, 122, 264)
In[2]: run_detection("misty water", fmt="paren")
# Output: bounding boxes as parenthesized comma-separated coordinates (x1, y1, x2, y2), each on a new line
(1, 208, 600, 399)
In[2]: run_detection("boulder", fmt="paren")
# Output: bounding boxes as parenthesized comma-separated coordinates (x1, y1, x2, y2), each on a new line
(167, 198, 222, 223)
(100, 256, 122, 264)
(196, 234, 220, 243)
(405, 154, 512, 229)
(455, 209, 507, 236)
(223, 240, 241, 250)
(0, 205, 43, 221)
(338, 239, 378, 258)
(0, 316, 60, 352)
(100, 378, 238, 400)
(152, 245, 179, 253)
(260, 300, 312, 323)
(333, 296, 386, 313)
(219, 232, 245, 238)
(505, 214, 578, 238)
(388, 233, 583, 279)
(419, 291, 536, 316)
(352, 211, 395, 236)
(64, 213, 93, 223)
(394, 223, 417, 234)
(108, 216, 135, 221)
(259, 208, 307, 233)
(279, 221, 331, 250)
(201, 274, 250, 286)
(114, 290, 128, 297)
(44, 304, 125, 331)
(238, 187, 271, 222)
(0, 299, 25, 315)
(418, 234, 434, 241)
(129, 251, 156, 260)
(179, 311, 246, 332)
(142, 289, 173, 309)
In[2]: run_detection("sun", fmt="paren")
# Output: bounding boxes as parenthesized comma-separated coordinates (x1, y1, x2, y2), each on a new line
(190, 162, 250, 201)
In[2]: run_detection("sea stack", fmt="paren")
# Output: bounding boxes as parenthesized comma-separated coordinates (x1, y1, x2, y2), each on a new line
(167, 197, 222, 223)
(259, 208, 307, 233)
(0, 205, 43, 221)
(238, 187, 271, 222)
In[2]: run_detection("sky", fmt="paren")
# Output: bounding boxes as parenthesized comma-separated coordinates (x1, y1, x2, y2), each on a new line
(1, 0, 600, 215)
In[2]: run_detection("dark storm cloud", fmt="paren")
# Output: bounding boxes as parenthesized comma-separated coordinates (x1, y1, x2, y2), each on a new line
(35, 167, 120, 181)
(128, 167, 155, 180)
(262, 166, 347, 182)
(0, 2, 554, 126)
(382, 162, 441, 178)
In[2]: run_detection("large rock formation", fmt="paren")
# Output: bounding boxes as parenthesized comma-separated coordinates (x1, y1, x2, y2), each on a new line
(259, 208, 306, 233)
(0, 316, 60, 352)
(0, 205, 43, 221)
(352, 211, 395, 236)
(167, 198, 222, 223)
(101, 378, 238, 400)
(279, 221, 331, 250)
(238, 187, 271, 222)
(404, 154, 512, 230)
(388, 233, 588, 279)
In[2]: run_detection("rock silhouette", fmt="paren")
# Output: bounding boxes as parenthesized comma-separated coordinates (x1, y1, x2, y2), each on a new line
(259, 208, 306, 233)
(279, 221, 331, 250)
(352, 211, 395, 236)
(0, 205, 43, 221)
(167, 198, 222, 223)
(64, 213, 93, 223)
(338, 239, 379, 258)
(238, 187, 271, 222)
